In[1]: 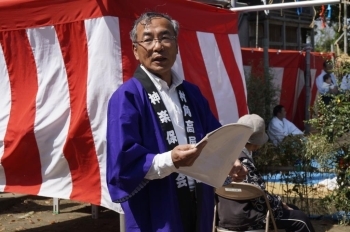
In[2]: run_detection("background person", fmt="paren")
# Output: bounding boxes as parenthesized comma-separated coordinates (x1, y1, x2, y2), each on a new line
(106, 12, 247, 232)
(340, 73, 350, 91)
(267, 105, 303, 145)
(216, 114, 315, 232)
(316, 60, 338, 96)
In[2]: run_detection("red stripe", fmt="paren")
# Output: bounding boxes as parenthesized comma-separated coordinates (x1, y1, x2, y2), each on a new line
(55, 22, 101, 205)
(0, 0, 237, 34)
(0, 30, 42, 194)
(119, 17, 138, 82)
(241, 48, 264, 77)
(272, 53, 301, 120)
(215, 34, 248, 117)
(178, 30, 219, 119)
(241, 48, 302, 121)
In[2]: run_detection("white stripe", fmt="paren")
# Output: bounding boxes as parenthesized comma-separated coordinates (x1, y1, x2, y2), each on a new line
(310, 54, 321, 98)
(26, 26, 72, 198)
(243, 65, 252, 81)
(229, 34, 247, 99)
(197, 32, 239, 124)
(293, 68, 305, 119)
(173, 51, 185, 81)
(270, 67, 284, 104)
(310, 69, 317, 92)
(0, 45, 11, 192)
(84, 16, 123, 213)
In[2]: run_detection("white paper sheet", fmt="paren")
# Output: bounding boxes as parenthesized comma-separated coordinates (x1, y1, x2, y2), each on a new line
(178, 123, 253, 188)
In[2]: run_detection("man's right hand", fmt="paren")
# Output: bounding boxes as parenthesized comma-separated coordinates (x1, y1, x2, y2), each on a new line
(171, 142, 207, 168)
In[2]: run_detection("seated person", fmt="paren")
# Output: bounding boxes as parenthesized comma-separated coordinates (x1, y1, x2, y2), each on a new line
(216, 114, 315, 232)
(268, 105, 303, 145)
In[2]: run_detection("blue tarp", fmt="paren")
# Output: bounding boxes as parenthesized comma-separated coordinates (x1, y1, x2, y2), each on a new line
(263, 172, 337, 185)
(262, 160, 337, 185)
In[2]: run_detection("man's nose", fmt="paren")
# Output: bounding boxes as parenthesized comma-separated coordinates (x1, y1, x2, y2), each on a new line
(153, 40, 163, 50)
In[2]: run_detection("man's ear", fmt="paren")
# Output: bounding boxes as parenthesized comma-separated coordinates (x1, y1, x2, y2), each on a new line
(133, 44, 139, 61)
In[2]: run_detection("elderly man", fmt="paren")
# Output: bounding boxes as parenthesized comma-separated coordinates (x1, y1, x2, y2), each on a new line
(106, 12, 247, 232)
(316, 60, 338, 95)
(267, 105, 303, 145)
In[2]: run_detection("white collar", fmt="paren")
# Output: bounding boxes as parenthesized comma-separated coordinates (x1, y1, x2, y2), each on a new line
(140, 65, 183, 91)
(273, 116, 284, 123)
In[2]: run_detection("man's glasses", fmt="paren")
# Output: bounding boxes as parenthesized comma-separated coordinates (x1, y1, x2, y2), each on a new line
(133, 36, 176, 49)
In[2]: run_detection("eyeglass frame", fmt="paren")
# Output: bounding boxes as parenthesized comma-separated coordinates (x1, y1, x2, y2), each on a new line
(133, 35, 177, 49)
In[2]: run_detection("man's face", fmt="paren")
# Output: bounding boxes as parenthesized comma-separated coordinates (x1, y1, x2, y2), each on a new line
(133, 17, 178, 79)
(325, 63, 333, 74)
(279, 108, 286, 118)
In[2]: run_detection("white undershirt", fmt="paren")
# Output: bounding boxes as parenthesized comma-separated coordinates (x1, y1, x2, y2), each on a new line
(142, 66, 195, 190)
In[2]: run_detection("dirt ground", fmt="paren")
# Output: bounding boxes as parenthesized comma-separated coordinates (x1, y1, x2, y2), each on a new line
(0, 195, 349, 232)
(0, 196, 120, 232)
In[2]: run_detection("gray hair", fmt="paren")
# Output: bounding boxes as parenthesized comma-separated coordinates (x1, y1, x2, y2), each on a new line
(130, 12, 179, 42)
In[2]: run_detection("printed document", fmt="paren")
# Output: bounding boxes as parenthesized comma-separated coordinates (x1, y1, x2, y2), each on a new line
(178, 123, 253, 188)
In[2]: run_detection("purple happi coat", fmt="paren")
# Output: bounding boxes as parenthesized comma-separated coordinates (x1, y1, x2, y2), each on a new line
(107, 69, 221, 232)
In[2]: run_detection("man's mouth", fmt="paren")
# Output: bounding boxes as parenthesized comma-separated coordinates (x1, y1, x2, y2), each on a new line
(153, 56, 167, 62)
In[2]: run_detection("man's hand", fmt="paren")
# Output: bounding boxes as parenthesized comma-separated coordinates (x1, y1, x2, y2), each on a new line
(330, 86, 339, 94)
(171, 142, 207, 168)
(229, 159, 248, 182)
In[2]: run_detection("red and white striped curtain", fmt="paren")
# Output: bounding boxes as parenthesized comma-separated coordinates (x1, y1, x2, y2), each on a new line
(241, 48, 332, 130)
(0, 0, 247, 212)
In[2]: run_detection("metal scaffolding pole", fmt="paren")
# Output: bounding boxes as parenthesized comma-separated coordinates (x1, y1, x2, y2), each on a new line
(230, 0, 340, 12)
(344, 0, 348, 55)
(304, 43, 312, 134)
(256, 12, 259, 48)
